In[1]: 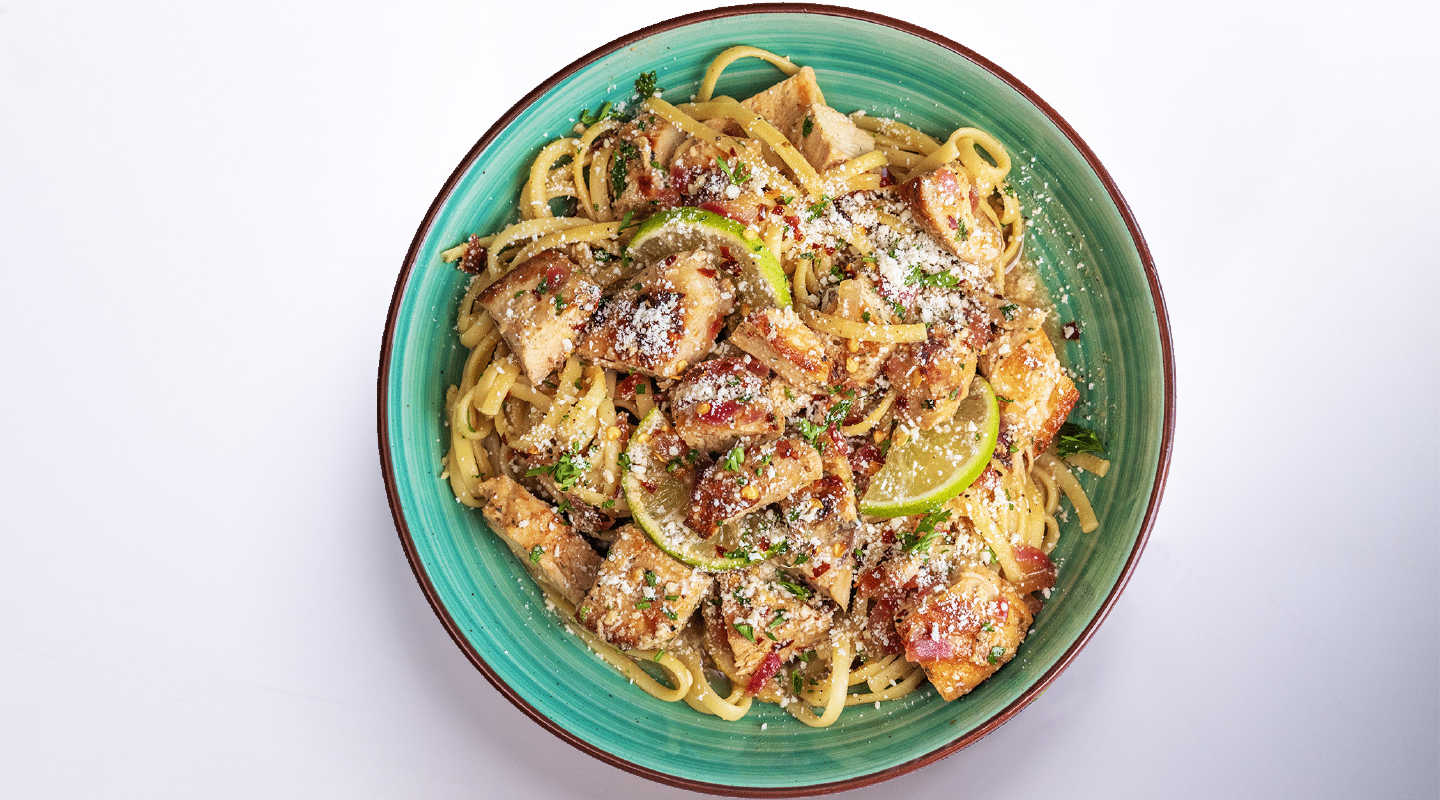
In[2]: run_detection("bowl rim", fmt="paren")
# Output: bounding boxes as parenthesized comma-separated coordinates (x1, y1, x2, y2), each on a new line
(376, 4, 1175, 795)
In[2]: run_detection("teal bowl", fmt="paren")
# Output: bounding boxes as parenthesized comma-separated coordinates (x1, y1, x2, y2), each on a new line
(379, 5, 1174, 794)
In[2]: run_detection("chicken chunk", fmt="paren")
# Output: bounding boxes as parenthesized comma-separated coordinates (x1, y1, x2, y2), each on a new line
(477, 250, 603, 385)
(716, 563, 834, 691)
(578, 525, 712, 652)
(791, 103, 875, 172)
(898, 162, 1006, 277)
(780, 432, 859, 609)
(885, 316, 983, 430)
(729, 306, 832, 393)
(579, 249, 734, 378)
(978, 307, 1078, 452)
(670, 357, 786, 453)
(475, 476, 602, 606)
(609, 112, 688, 219)
(894, 568, 1032, 701)
(685, 438, 822, 539)
(741, 66, 827, 141)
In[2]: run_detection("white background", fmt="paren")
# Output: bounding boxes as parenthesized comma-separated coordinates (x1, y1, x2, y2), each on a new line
(2, 1, 1436, 797)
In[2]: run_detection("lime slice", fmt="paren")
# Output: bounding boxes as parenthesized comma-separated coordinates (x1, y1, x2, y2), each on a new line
(625, 207, 791, 309)
(860, 377, 1000, 518)
(622, 408, 756, 571)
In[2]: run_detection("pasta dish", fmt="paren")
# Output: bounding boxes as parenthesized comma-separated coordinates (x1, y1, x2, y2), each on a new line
(438, 47, 1109, 727)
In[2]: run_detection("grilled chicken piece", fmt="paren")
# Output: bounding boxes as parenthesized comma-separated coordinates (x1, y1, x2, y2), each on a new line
(716, 563, 834, 692)
(476, 476, 601, 606)
(885, 316, 984, 430)
(978, 306, 1078, 453)
(579, 249, 735, 378)
(477, 250, 603, 385)
(791, 103, 875, 172)
(611, 113, 686, 218)
(578, 525, 712, 652)
(741, 66, 827, 142)
(898, 162, 1006, 277)
(729, 307, 832, 393)
(685, 438, 822, 539)
(670, 137, 766, 208)
(670, 357, 785, 453)
(780, 432, 859, 610)
(894, 567, 1032, 701)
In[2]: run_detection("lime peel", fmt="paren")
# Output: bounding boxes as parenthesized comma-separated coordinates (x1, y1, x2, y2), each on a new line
(625, 207, 792, 309)
(859, 377, 1000, 518)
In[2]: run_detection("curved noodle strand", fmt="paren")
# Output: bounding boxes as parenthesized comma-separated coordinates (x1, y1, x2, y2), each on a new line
(696, 45, 800, 103)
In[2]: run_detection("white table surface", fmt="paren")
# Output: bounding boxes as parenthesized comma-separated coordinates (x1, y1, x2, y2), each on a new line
(3, 1, 1436, 797)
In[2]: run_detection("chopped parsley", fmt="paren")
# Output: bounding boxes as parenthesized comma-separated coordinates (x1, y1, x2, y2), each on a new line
(794, 418, 824, 450)
(617, 451, 632, 472)
(802, 115, 814, 137)
(1000, 303, 1018, 321)
(716, 155, 751, 185)
(722, 444, 745, 472)
(635, 599, 652, 610)
(644, 570, 658, 587)
(610, 142, 640, 198)
(907, 266, 959, 288)
(733, 622, 757, 642)
(900, 509, 951, 553)
(634, 70, 662, 97)
(987, 646, 1005, 664)
(524, 450, 586, 492)
(775, 579, 810, 599)
(804, 195, 832, 221)
(528, 545, 544, 564)
(577, 101, 617, 127)
(553, 293, 567, 313)
(1056, 422, 1105, 457)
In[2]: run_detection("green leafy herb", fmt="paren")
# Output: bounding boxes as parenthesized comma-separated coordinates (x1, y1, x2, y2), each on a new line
(1055, 422, 1105, 457)
(1000, 303, 1018, 321)
(610, 142, 640, 198)
(634, 70, 662, 97)
(577, 101, 616, 127)
(618, 210, 637, 232)
(524, 450, 587, 492)
(792, 670, 804, 695)
(802, 115, 814, 137)
(775, 579, 810, 599)
(664, 609, 678, 621)
(618, 451, 632, 472)
(722, 444, 745, 472)
(528, 545, 544, 564)
(804, 195, 831, 221)
(987, 646, 1005, 664)
(768, 611, 786, 629)
(791, 552, 810, 565)
(654, 649, 665, 662)
(794, 418, 823, 450)
(716, 156, 752, 185)
(635, 599, 652, 610)
(644, 570, 658, 587)
(798, 649, 815, 663)
(553, 293, 567, 313)
(862, 311, 871, 323)
(824, 399, 853, 429)
(901, 509, 951, 553)
(907, 267, 959, 289)
(982, 621, 996, 632)
(734, 623, 757, 642)
(956, 217, 969, 240)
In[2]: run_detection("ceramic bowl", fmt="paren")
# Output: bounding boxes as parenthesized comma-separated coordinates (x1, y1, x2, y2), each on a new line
(379, 5, 1174, 794)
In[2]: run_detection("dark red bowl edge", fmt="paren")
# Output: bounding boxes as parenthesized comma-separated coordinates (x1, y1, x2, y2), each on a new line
(376, 4, 1176, 796)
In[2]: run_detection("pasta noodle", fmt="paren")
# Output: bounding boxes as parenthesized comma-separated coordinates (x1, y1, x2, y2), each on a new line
(437, 47, 1107, 727)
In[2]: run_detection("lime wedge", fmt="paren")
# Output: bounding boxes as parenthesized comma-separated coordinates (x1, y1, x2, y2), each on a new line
(860, 377, 1000, 518)
(625, 207, 791, 308)
(622, 408, 755, 571)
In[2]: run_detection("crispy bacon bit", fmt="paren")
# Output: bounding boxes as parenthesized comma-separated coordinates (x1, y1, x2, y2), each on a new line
(1012, 544, 1057, 593)
(699, 201, 759, 225)
(878, 166, 894, 187)
(905, 638, 955, 663)
(745, 650, 782, 695)
(1062, 321, 1081, 340)
(458, 236, 488, 274)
